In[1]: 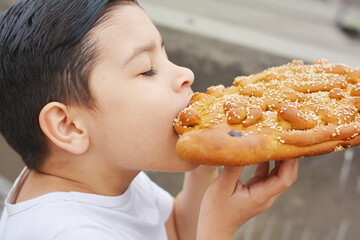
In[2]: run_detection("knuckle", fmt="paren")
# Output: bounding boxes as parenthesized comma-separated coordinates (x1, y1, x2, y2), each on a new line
(282, 178, 293, 189)
(252, 196, 266, 207)
(264, 201, 273, 210)
(259, 199, 275, 212)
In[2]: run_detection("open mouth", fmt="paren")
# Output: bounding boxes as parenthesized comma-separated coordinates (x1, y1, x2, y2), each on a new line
(173, 94, 194, 124)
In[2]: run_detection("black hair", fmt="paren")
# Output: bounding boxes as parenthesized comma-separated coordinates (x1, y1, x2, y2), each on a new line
(0, 0, 138, 169)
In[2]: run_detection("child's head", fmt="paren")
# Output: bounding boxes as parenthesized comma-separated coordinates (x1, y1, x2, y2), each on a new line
(0, 0, 196, 173)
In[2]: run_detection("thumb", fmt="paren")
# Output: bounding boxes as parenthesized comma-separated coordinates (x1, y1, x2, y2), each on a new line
(214, 166, 244, 194)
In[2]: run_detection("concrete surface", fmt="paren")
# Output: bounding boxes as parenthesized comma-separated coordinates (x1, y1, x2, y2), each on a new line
(1, 1, 360, 239)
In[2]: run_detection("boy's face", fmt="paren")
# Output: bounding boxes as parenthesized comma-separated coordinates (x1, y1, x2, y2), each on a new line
(84, 5, 197, 172)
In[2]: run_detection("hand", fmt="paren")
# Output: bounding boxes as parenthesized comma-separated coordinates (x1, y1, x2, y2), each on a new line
(196, 158, 299, 240)
(173, 164, 219, 240)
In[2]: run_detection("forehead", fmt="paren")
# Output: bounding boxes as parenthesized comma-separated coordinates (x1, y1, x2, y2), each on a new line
(90, 5, 160, 61)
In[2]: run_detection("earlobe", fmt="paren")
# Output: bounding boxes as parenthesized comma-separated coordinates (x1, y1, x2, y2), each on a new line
(39, 102, 89, 155)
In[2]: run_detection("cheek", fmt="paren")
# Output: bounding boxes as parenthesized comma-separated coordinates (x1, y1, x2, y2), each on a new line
(131, 98, 177, 141)
(129, 88, 177, 125)
(124, 94, 179, 152)
(105, 90, 177, 140)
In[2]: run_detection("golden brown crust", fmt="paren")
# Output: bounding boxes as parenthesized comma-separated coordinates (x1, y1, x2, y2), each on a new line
(173, 60, 360, 166)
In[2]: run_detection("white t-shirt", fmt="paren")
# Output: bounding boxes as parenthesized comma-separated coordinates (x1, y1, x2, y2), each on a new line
(0, 168, 174, 240)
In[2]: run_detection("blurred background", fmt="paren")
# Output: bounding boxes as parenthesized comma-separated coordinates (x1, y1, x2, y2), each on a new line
(1, 0, 360, 239)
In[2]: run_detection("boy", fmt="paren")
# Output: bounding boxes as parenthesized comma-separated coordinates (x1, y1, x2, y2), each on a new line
(0, 0, 298, 239)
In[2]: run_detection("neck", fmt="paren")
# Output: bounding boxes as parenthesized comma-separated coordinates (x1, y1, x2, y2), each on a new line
(35, 167, 140, 196)
(15, 154, 140, 203)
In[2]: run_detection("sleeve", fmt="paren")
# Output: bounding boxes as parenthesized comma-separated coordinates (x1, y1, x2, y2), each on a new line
(138, 172, 174, 223)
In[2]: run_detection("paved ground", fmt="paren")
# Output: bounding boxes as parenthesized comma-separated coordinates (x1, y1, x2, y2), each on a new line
(1, 1, 360, 239)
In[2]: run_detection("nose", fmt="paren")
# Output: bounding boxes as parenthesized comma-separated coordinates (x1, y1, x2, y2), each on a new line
(172, 64, 194, 92)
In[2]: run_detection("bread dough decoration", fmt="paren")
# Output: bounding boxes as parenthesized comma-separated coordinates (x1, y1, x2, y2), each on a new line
(173, 59, 360, 166)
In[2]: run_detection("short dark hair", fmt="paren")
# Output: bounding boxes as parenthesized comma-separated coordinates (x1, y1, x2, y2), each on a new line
(0, 0, 138, 169)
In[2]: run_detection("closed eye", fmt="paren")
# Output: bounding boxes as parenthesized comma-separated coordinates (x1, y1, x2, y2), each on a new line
(141, 69, 156, 77)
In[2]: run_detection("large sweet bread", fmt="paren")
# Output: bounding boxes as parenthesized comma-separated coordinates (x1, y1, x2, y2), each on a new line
(174, 59, 360, 166)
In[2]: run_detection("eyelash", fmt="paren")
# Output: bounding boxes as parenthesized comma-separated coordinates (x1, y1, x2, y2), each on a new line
(141, 68, 156, 77)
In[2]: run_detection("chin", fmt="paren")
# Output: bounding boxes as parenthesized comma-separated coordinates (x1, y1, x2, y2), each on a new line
(177, 161, 199, 171)
(183, 163, 200, 172)
(159, 153, 199, 172)
(160, 125, 198, 172)
(171, 155, 199, 172)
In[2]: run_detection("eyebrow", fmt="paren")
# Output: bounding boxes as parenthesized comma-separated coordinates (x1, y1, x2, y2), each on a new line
(122, 38, 165, 67)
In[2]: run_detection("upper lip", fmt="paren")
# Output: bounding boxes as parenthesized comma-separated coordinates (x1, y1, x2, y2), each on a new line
(175, 93, 194, 119)
(186, 93, 194, 108)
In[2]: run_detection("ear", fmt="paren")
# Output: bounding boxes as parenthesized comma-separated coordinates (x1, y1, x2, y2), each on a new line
(39, 102, 90, 155)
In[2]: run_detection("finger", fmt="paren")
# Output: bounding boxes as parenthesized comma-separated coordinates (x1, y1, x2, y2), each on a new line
(274, 158, 298, 188)
(219, 166, 244, 183)
(269, 160, 281, 177)
(291, 158, 299, 181)
(270, 159, 297, 177)
(275, 160, 282, 168)
(254, 161, 269, 177)
(245, 162, 269, 186)
(273, 158, 299, 195)
(259, 159, 298, 198)
(215, 166, 244, 194)
(278, 158, 298, 181)
(246, 176, 263, 186)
